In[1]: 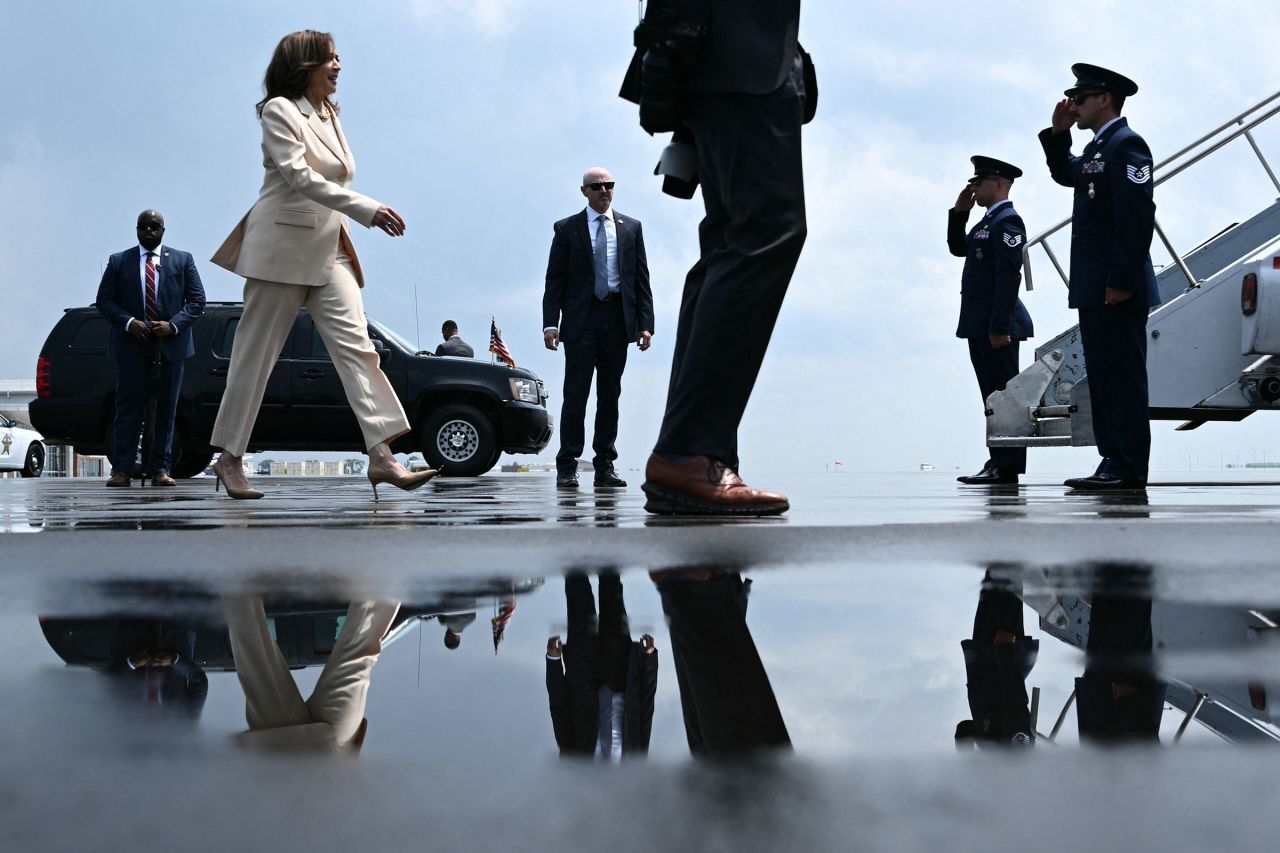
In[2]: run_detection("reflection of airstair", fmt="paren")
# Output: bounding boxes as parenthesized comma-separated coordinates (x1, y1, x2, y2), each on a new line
(988, 90, 1280, 451)
(1021, 582, 1280, 745)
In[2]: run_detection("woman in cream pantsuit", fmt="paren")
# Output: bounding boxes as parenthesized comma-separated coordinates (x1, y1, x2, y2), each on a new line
(209, 29, 435, 499)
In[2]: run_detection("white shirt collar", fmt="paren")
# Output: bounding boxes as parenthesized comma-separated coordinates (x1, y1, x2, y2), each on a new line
(138, 244, 163, 258)
(985, 200, 1012, 216)
(1093, 116, 1123, 141)
(585, 205, 613, 223)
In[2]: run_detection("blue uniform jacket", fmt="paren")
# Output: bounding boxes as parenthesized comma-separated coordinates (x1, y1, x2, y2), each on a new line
(948, 202, 1033, 339)
(95, 246, 206, 363)
(1038, 118, 1161, 310)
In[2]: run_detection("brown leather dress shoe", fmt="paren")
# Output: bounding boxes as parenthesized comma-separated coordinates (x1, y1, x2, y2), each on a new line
(641, 454, 789, 516)
(105, 472, 131, 488)
(151, 473, 178, 487)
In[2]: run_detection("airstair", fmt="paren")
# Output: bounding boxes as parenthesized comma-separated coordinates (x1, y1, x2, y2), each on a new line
(988, 90, 1280, 450)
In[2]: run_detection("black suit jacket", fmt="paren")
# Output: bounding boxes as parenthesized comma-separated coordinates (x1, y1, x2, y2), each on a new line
(546, 642, 658, 756)
(95, 246, 206, 362)
(434, 337, 475, 357)
(542, 210, 653, 345)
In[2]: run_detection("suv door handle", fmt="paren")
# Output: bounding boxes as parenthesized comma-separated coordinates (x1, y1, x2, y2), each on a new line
(297, 368, 329, 379)
(208, 367, 228, 377)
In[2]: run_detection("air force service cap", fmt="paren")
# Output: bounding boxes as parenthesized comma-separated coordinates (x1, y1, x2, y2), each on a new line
(1064, 63, 1139, 98)
(968, 156, 1022, 184)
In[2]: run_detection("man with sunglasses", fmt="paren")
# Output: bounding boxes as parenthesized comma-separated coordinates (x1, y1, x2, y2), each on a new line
(542, 167, 654, 489)
(950, 157, 1033, 486)
(1039, 64, 1160, 491)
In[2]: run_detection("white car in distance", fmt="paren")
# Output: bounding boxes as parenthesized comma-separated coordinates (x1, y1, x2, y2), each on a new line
(0, 415, 44, 477)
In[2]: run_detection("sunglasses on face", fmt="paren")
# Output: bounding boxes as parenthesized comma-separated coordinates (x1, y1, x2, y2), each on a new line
(1070, 91, 1105, 105)
(586, 181, 615, 191)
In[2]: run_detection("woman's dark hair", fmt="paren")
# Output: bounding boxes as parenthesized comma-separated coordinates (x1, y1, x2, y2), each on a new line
(256, 30, 339, 118)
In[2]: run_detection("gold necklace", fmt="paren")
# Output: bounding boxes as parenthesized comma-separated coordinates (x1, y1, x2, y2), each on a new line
(317, 101, 331, 122)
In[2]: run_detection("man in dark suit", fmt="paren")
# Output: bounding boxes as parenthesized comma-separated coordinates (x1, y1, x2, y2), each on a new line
(625, 0, 814, 515)
(949, 157, 1034, 485)
(1040, 64, 1160, 491)
(542, 168, 654, 489)
(95, 209, 205, 486)
(545, 571, 658, 759)
(434, 320, 474, 357)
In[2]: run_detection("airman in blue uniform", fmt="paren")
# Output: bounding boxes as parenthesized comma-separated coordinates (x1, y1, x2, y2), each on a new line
(1039, 64, 1160, 490)
(949, 156, 1033, 485)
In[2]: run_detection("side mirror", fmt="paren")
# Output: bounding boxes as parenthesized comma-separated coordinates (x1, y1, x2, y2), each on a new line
(372, 338, 391, 366)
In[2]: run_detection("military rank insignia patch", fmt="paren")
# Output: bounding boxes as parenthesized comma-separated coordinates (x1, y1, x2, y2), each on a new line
(1003, 233, 1023, 247)
(1126, 165, 1152, 184)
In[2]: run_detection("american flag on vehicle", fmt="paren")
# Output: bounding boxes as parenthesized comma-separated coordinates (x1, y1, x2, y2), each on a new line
(489, 318, 515, 368)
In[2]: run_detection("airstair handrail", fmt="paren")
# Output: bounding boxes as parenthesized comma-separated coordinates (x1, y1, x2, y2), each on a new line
(1023, 88, 1280, 293)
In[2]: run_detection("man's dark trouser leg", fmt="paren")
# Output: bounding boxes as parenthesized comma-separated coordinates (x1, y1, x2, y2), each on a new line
(654, 67, 807, 471)
(111, 358, 150, 475)
(596, 570, 632, 691)
(1077, 305, 1150, 481)
(656, 572, 789, 756)
(149, 359, 185, 474)
(967, 339, 1025, 473)
(557, 332, 598, 473)
(592, 301, 629, 473)
(564, 571, 599, 686)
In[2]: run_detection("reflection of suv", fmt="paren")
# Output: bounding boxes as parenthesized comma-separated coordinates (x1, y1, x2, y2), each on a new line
(30, 303, 552, 477)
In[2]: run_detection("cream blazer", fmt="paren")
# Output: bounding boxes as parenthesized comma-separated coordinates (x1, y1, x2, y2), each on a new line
(212, 96, 381, 287)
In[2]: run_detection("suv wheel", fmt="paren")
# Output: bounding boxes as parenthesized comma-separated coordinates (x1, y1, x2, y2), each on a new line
(21, 442, 44, 478)
(419, 404, 498, 476)
(171, 447, 214, 479)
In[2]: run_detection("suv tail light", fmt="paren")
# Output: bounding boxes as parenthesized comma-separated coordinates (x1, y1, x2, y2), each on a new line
(1249, 682, 1267, 711)
(36, 357, 52, 398)
(1242, 272, 1258, 316)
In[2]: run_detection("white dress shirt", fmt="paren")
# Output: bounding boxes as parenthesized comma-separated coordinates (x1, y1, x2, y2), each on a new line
(587, 206, 621, 296)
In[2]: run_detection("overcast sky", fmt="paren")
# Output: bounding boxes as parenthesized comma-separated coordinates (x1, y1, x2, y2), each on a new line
(6, 0, 1280, 475)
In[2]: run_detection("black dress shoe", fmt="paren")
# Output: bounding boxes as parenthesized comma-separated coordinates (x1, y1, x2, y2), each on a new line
(594, 468, 627, 488)
(1063, 473, 1146, 491)
(556, 471, 579, 488)
(956, 469, 1019, 485)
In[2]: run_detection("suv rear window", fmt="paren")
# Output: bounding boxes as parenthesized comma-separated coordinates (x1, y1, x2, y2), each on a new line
(67, 317, 110, 351)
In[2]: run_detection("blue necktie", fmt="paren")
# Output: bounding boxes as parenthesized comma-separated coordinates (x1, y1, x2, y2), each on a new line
(594, 214, 609, 300)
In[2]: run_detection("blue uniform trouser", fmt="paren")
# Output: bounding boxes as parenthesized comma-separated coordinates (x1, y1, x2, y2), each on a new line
(1077, 303, 1151, 482)
(967, 339, 1025, 474)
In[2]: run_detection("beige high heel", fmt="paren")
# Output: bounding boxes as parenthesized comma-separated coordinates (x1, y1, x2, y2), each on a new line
(213, 453, 264, 500)
(367, 461, 439, 501)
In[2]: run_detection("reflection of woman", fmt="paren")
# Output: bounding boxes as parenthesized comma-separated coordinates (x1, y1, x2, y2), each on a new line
(209, 29, 434, 499)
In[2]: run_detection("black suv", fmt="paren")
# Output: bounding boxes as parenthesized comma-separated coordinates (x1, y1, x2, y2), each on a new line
(30, 303, 552, 477)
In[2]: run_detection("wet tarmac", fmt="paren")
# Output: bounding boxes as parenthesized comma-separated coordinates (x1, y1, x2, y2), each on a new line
(3, 471, 1280, 851)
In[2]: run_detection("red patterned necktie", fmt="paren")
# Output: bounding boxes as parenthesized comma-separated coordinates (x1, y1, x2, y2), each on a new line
(145, 252, 159, 322)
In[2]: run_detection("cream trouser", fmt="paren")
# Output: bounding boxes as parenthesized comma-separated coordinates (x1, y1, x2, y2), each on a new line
(225, 595, 401, 745)
(210, 259, 411, 456)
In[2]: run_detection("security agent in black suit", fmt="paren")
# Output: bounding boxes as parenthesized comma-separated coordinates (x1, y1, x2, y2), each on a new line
(542, 168, 654, 489)
(622, 0, 815, 516)
(95, 210, 206, 487)
(950, 157, 1034, 486)
(545, 570, 658, 759)
(651, 568, 790, 756)
(434, 320, 474, 358)
(1040, 65, 1160, 491)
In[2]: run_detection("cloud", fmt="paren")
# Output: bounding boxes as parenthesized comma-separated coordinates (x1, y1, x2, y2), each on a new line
(409, 0, 532, 35)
